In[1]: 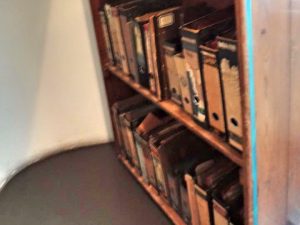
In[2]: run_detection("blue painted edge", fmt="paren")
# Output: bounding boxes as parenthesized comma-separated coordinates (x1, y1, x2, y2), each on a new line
(245, 0, 259, 225)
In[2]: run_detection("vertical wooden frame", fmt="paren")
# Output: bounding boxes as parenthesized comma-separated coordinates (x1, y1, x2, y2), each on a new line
(237, 0, 291, 225)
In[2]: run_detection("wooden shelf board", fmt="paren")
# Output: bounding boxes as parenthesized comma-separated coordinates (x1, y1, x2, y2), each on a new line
(109, 66, 244, 167)
(118, 155, 186, 225)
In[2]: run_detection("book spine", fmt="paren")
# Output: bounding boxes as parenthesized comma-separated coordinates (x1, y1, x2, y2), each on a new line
(144, 22, 157, 94)
(168, 172, 181, 213)
(151, 150, 168, 197)
(117, 14, 130, 74)
(201, 48, 227, 133)
(105, 5, 122, 67)
(185, 174, 201, 225)
(111, 106, 123, 147)
(134, 133, 149, 182)
(213, 200, 230, 225)
(180, 185, 192, 224)
(126, 125, 140, 169)
(175, 54, 194, 115)
(120, 114, 132, 160)
(195, 185, 213, 225)
(218, 38, 243, 151)
(122, 20, 139, 77)
(100, 11, 114, 65)
(164, 48, 182, 105)
(133, 22, 149, 87)
(142, 143, 157, 187)
(182, 38, 207, 124)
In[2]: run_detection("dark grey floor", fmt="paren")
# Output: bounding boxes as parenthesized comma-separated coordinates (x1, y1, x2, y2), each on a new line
(0, 143, 172, 225)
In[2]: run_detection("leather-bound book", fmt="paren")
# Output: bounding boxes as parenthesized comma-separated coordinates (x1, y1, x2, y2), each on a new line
(163, 39, 182, 105)
(194, 158, 238, 225)
(174, 53, 194, 115)
(181, 6, 235, 126)
(149, 123, 186, 196)
(116, 1, 142, 74)
(200, 38, 227, 134)
(217, 30, 243, 151)
(111, 95, 148, 153)
(148, 6, 182, 100)
(133, 110, 172, 185)
(119, 104, 158, 166)
(104, 0, 130, 68)
(212, 178, 244, 225)
(120, 1, 182, 80)
(159, 140, 214, 223)
(99, 10, 115, 65)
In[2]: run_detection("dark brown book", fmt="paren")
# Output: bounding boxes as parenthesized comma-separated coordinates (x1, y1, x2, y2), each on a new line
(134, 110, 172, 185)
(181, 6, 235, 126)
(149, 6, 182, 100)
(194, 158, 238, 225)
(212, 178, 244, 225)
(119, 104, 158, 166)
(111, 95, 148, 153)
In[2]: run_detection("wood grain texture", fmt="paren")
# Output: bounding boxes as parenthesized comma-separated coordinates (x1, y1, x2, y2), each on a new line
(119, 155, 186, 225)
(109, 66, 244, 166)
(288, 1, 300, 224)
(251, 0, 291, 224)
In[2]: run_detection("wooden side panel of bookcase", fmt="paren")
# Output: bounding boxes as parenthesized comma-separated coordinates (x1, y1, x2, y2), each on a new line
(237, 0, 291, 225)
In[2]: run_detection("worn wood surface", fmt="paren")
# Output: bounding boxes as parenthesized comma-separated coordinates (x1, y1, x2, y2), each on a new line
(288, 1, 300, 224)
(251, 0, 291, 224)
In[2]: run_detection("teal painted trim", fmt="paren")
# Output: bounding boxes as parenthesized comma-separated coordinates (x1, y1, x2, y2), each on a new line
(245, 0, 259, 225)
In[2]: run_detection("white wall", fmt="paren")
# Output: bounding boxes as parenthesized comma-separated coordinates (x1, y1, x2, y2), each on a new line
(0, 0, 113, 185)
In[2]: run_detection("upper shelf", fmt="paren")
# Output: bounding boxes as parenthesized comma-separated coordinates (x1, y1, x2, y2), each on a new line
(108, 66, 244, 167)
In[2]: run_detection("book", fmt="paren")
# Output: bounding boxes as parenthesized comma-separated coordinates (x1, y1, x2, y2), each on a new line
(149, 123, 186, 197)
(116, 1, 142, 74)
(99, 10, 115, 65)
(200, 38, 227, 133)
(134, 110, 172, 185)
(163, 39, 182, 105)
(174, 53, 194, 115)
(194, 158, 238, 225)
(217, 31, 243, 151)
(119, 104, 158, 165)
(148, 6, 182, 100)
(111, 95, 148, 153)
(181, 7, 235, 126)
(212, 178, 244, 225)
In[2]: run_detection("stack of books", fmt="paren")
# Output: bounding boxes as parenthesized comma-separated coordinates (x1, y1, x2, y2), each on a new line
(111, 95, 244, 224)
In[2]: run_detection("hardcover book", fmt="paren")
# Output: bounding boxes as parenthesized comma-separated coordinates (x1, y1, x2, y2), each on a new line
(111, 95, 148, 153)
(212, 178, 244, 225)
(200, 39, 227, 134)
(181, 6, 234, 126)
(163, 39, 182, 105)
(194, 158, 238, 225)
(119, 104, 157, 166)
(217, 31, 243, 151)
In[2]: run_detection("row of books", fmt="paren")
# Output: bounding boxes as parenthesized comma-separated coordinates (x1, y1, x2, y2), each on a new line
(100, 1, 243, 152)
(112, 95, 244, 225)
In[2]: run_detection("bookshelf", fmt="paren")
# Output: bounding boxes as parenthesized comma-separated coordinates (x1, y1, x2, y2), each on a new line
(109, 66, 244, 166)
(89, 0, 299, 225)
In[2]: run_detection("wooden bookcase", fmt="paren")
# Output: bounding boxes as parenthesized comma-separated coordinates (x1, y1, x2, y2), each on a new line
(89, 0, 299, 225)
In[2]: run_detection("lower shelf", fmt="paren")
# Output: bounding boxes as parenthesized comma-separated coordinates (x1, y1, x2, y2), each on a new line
(118, 155, 186, 225)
